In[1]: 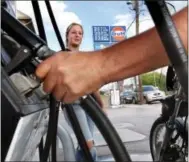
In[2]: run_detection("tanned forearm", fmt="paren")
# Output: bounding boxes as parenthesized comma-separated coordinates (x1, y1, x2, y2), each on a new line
(98, 7, 187, 84)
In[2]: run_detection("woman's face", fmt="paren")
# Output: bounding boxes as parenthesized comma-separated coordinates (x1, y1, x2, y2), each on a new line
(67, 25, 83, 47)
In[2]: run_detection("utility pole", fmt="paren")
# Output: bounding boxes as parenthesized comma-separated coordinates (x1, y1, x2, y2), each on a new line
(135, 0, 143, 104)
(126, 0, 143, 103)
(154, 72, 156, 87)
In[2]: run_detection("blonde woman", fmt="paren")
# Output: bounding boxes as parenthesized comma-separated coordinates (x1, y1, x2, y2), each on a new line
(63, 22, 105, 161)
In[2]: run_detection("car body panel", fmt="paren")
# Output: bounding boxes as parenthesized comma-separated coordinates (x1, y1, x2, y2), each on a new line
(134, 85, 166, 103)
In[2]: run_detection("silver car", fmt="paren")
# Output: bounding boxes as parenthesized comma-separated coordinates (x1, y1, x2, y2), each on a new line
(135, 85, 166, 104)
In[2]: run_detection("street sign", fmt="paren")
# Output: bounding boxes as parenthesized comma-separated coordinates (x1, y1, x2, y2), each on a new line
(92, 26, 126, 51)
(92, 26, 110, 42)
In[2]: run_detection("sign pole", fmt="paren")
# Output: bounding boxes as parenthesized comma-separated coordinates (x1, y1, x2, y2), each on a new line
(135, 0, 143, 104)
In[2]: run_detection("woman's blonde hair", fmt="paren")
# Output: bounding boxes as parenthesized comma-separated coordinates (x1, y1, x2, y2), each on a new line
(65, 22, 84, 47)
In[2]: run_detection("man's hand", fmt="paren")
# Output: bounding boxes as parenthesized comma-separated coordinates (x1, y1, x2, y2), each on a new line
(35, 51, 105, 103)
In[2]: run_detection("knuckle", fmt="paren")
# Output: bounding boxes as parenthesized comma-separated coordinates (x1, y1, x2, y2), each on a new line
(53, 92, 62, 101)
(57, 66, 64, 74)
(69, 86, 79, 95)
(43, 84, 50, 93)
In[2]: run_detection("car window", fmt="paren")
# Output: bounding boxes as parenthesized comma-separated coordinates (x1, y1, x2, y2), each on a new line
(124, 91, 134, 95)
(143, 86, 155, 91)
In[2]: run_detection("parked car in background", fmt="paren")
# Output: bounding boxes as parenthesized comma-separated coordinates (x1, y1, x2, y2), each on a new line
(134, 85, 166, 104)
(120, 91, 136, 104)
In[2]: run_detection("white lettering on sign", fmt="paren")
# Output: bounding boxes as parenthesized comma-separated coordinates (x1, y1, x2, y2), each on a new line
(111, 31, 125, 36)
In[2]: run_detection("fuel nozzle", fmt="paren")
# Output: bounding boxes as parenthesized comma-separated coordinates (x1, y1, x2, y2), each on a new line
(1, 7, 55, 60)
(2, 6, 55, 75)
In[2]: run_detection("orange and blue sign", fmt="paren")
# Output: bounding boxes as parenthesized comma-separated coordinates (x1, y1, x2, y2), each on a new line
(92, 26, 126, 50)
(110, 26, 126, 42)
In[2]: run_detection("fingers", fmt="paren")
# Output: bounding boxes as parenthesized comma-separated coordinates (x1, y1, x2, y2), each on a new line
(34, 52, 97, 104)
(63, 91, 81, 104)
(43, 67, 57, 93)
(53, 87, 65, 101)
(35, 59, 52, 80)
(52, 80, 67, 101)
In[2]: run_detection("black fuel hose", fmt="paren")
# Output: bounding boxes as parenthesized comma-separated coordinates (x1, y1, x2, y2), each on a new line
(31, 1, 58, 161)
(31, 1, 47, 42)
(45, 0, 65, 50)
(41, 95, 57, 162)
(44, 1, 93, 161)
(62, 104, 94, 162)
(81, 95, 131, 162)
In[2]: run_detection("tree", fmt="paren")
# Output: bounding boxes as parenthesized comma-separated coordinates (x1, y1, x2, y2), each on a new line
(141, 72, 166, 91)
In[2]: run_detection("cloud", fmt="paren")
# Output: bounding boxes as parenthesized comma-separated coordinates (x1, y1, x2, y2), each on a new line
(16, 1, 82, 49)
(113, 1, 187, 38)
(113, 13, 136, 37)
(113, 12, 154, 38)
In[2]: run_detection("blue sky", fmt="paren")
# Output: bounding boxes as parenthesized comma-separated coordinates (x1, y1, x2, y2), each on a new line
(16, 1, 187, 89)
(64, 1, 130, 51)
(52, 1, 187, 51)
(16, 1, 187, 52)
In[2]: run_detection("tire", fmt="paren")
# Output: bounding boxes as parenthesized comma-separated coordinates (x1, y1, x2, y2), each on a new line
(149, 116, 186, 161)
(150, 116, 167, 161)
(143, 97, 148, 104)
(120, 99, 123, 104)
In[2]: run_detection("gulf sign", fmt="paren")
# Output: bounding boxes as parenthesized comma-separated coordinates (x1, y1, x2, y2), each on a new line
(110, 26, 126, 42)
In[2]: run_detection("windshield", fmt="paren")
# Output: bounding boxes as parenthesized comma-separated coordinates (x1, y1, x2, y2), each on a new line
(121, 91, 133, 96)
(143, 86, 156, 92)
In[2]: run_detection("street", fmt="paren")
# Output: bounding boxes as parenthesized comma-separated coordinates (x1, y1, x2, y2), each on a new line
(57, 102, 162, 161)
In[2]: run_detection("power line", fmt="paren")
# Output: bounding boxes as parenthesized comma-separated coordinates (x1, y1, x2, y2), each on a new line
(126, 10, 144, 34)
(126, 15, 136, 34)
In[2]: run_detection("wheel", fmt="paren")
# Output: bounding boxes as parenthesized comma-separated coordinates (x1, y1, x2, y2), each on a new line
(149, 117, 187, 162)
(120, 98, 124, 104)
(131, 98, 136, 104)
(143, 97, 148, 104)
(150, 117, 167, 161)
(120, 98, 123, 104)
